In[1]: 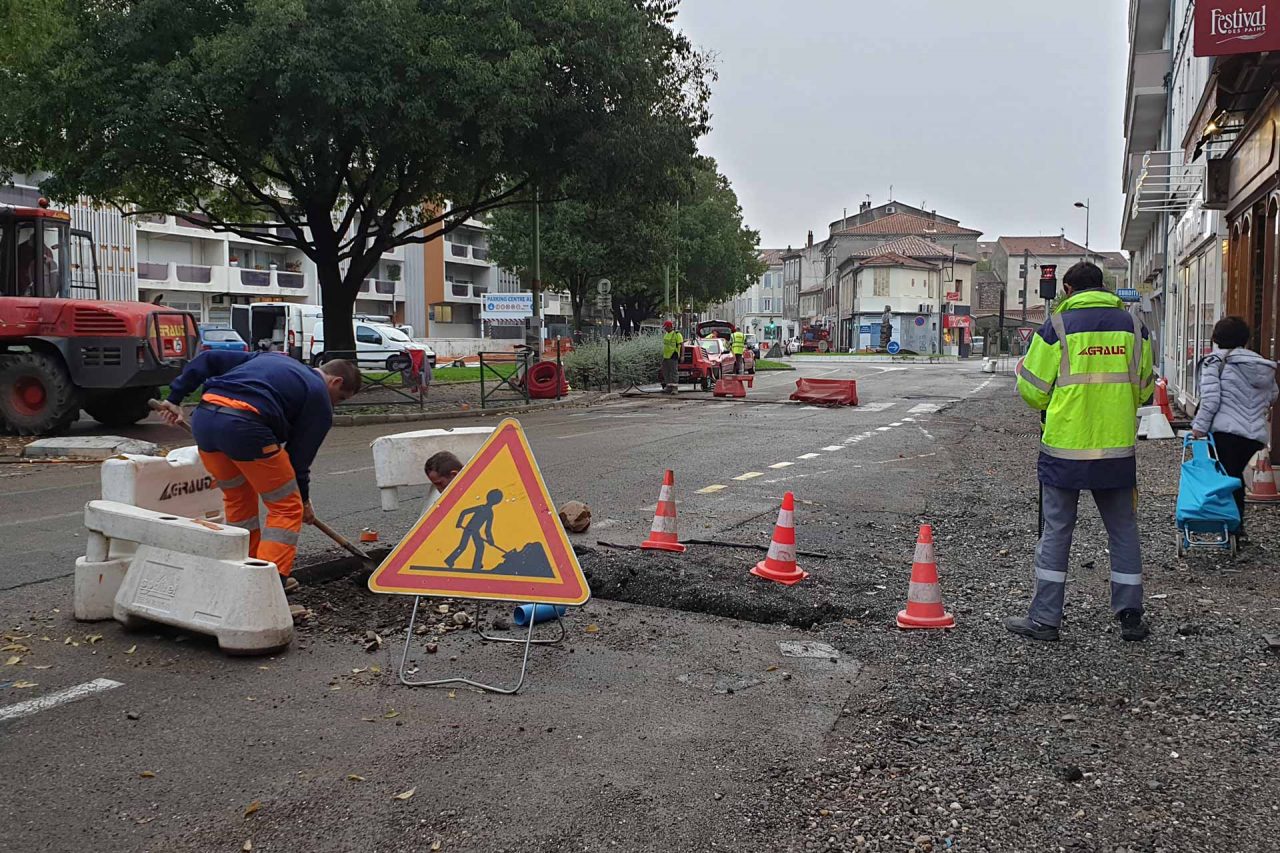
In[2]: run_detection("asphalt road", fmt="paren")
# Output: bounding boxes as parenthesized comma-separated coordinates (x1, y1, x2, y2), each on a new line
(0, 359, 995, 591)
(0, 359, 1003, 852)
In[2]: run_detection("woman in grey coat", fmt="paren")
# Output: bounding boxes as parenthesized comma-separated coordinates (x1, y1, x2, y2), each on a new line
(1191, 316, 1279, 535)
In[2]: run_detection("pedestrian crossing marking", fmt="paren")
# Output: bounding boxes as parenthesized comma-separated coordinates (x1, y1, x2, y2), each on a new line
(369, 419, 589, 605)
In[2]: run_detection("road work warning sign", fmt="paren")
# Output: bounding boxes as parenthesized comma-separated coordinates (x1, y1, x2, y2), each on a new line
(368, 418, 590, 606)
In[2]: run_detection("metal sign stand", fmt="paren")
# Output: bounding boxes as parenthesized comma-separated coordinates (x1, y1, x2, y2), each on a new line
(396, 595, 567, 695)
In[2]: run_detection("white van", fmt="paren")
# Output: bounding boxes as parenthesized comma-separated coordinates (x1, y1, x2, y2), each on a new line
(311, 320, 435, 370)
(231, 302, 323, 362)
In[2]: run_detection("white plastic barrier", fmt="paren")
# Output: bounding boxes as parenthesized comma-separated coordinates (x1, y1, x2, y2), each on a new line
(75, 500, 250, 623)
(101, 446, 223, 522)
(1138, 411, 1175, 440)
(371, 426, 494, 511)
(77, 501, 292, 654)
(76, 447, 225, 622)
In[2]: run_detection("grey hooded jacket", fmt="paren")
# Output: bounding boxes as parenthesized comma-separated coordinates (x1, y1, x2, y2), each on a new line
(1191, 347, 1279, 444)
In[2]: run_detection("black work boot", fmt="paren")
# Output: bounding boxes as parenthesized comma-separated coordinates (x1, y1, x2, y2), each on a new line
(1003, 616, 1060, 641)
(1117, 609, 1149, 642)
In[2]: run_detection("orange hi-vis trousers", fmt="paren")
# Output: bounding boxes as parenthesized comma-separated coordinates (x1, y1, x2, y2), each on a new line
(193, 395, 304, 577)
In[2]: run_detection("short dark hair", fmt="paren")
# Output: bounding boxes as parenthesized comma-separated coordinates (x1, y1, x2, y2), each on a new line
(1212, 315, 1251, 349)
(1062, 261, 1104, 291)
(319, 359, 362, 393)
(424, 451, 463, 477)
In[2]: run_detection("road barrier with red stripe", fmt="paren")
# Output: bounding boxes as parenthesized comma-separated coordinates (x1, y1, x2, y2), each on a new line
(789, 378, 859, 406)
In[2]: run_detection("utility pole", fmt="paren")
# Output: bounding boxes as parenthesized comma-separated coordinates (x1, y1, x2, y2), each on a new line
(527, 186, 542, 351)
(1020, 249, 1030, 322)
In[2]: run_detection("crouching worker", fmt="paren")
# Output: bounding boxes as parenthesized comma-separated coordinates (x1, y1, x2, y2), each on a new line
(155, 352, 361, 592)
(422, 451, 463, 518)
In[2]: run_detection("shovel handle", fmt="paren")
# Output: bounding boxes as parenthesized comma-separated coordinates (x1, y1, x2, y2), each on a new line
(311, 517, 374, 563)
(148, 398, 192, 433)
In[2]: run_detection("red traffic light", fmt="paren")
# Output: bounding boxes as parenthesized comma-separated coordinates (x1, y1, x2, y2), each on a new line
(1039, 264, 1057, 281)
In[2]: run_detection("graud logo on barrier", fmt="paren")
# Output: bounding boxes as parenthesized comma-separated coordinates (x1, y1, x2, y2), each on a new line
(159, 476, 216, 501)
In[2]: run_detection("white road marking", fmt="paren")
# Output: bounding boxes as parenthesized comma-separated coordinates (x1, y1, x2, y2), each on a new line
(696, 484, 728, 494)
(875, 427, 892, 432)
(317, 466, 375, 478)
(0, 511, 81, 529)
(821, 446, 844, 452)
(889, 422, 904, 427)
(909, 402, 943, 414)
(797, 453, 821, 460)
(0, 678, 123, 723)
(769, 462, 794, 469)
(733, 472, 764, 481)
(552, 431, 599, 440)
(857, 401, 896, 412)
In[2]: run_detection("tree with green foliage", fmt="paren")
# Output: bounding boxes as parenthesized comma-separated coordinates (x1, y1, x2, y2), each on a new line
(489, 158, 762, 333)
(0, 0, 709, 352)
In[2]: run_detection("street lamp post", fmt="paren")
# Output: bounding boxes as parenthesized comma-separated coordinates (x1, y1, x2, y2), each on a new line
(1074, 199, 1090, 262)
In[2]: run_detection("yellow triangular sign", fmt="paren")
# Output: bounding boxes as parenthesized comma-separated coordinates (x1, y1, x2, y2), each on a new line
(368, 418, 590, 606)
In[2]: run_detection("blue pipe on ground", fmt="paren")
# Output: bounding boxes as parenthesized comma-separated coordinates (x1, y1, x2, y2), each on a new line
(512, 604, 567, 627)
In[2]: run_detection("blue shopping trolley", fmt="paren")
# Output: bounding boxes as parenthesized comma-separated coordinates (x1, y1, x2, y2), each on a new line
(1175, 434, 1243, 557)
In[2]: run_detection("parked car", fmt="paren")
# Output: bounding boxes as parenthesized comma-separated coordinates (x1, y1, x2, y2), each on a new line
(744, 333, 761, 359)
(784, 337, 802, 355)
(198, 325, 249, 353)
(311, 320, 436, 370)
(696, 336, 755, 375)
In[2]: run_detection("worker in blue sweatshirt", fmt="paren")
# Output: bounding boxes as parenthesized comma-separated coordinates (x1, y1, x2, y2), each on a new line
(155, 352, 361, 591)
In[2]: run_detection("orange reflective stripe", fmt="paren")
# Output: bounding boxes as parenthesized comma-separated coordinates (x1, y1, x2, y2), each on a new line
(234, 451, 304, 577)
(201, 393, 261, 415)
(198, 450, 262, 556)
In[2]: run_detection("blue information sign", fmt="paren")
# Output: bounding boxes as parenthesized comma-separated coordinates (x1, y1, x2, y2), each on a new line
(887, 341, 901, 355)
(859, 324, 872, 334)
(1116, 288, 1141, 303)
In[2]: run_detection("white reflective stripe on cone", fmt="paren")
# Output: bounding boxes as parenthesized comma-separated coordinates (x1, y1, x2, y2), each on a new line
(908, 581, 942, 604)
(650, 515, 677, 535)
(775, 509, 794, 529)
(913, 542, 935, 564)
(657, 486, 673, 503)
(767, 542, 796, 563)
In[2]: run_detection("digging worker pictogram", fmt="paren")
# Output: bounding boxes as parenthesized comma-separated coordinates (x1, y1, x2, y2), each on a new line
(155, 351, 361, 592)
(445, 488, 505, 570)
(1006, 260, 1154, 642)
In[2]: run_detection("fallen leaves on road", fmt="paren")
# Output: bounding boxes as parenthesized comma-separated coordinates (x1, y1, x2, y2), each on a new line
(584, 624, 600, 633)
(351, 667, 367, 674)
(85, 634, 103, 645)
(447, 690, 456, 699)
(0, 643, 29, 653)
(370, 665, 382, 674)
(32, 665, 51, 670)
(242, 840, 252, 852)
(432, 842, 442, 851)
(393, 787, 416, 801)
(125, 645, 137, 655)
(346, 774, 365, 782)
(383, 709, 399, 719)
(3, 656, 22, 666)
(139, 771, 156, 778)
(12, 680, 37, 688)
(243, 801, 262, 818)
(364, 631, 383, 653)
(63, 637, 79, 647)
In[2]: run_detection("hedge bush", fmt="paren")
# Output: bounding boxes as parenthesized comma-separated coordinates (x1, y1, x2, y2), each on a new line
(563, 335, 663, 389)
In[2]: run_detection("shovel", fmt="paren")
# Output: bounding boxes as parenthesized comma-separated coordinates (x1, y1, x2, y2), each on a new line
(148, 399, 377, 570)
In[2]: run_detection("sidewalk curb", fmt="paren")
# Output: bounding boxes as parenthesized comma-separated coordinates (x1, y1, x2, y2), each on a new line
(330, 392, 609, 427)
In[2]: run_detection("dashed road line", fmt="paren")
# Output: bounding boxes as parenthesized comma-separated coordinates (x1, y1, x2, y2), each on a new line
(889, 421, 904, 427)
(769, 462, 794, 469)
(0, 678, 123, 723)
(733, 472, 764, 481)
(821, 445, 844, 452)
(696, 484, 728, 494)
(797, 452, 821, 460)
(875, 426, 892, 432)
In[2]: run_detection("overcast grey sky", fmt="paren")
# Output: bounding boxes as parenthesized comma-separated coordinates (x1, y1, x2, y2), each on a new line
(677, 0, 1129, 251)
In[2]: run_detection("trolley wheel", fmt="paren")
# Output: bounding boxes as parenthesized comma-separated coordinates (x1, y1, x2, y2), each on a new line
(1229, 535, 1238, 557)
(1175, 532, 1186, 558)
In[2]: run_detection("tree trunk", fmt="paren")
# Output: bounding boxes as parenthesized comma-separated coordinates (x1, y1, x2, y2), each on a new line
(570, 275, 588, 331)
(318, 264, 358, 357)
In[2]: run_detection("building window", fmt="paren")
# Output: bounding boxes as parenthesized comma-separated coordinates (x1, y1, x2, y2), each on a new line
(874, 268, 890, 297)
(435, 304, 453, 323)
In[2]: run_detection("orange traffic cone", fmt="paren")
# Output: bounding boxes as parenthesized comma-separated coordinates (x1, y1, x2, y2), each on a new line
(1247, 453, 1280, 503)
(641, 469, 686, 553)
(1154, 378, 1175, 422)
(750, 491, 808, 585)
(896, 524, 955, 629)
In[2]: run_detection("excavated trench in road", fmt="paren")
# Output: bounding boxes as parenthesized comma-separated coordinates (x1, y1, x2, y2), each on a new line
(293, 541, 856, 631)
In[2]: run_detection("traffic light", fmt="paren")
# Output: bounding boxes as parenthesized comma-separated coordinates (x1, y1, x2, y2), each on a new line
(1038, 264, 1057, 300)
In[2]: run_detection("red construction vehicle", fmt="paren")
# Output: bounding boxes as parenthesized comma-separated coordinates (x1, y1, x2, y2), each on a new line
(0, 202, 198, 434)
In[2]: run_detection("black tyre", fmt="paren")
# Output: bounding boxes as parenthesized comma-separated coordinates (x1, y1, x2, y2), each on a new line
(83, 386, 157, 428)
(0, 352, 80, 435)
(386, 353, 412, 372)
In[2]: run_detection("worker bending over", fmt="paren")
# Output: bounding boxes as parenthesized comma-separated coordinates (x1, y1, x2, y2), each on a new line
(156, 352, 361, 591)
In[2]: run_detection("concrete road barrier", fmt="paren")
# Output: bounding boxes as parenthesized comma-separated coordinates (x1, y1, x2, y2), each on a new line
(371, 426, 494, 511)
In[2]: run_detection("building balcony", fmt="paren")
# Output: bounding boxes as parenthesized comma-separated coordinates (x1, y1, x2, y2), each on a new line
(1124, 49, 1169, 163)
(444, 241, 493, 266)
(1129, 0, 1171, 54)
(136, 261, 231, 292)
(356, 278, 405, 301)
(443, 280, 491, 303)
(133, 212, 226, 241)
